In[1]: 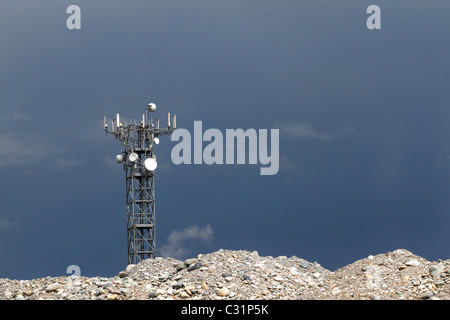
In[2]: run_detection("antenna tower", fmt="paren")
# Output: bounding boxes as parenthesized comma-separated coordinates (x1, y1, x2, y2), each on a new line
(104, 103, 176, 264)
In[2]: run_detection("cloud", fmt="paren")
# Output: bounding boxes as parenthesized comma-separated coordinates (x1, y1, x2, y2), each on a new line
(0, 133, 58, 168)
(275, 121, 331, 140)
(54, 157, 84, 169)
(0, 108, 83, 171)
(435, 155, 450, 166)
(279, 152, 306, 174)
(0, 132, 82, 170)
(0, 108, 31, 123)
(0, 219, 13, 228)
(275, 121, 359, 141)
(159, 224, 213, 259)
(0, 212, 22, 229)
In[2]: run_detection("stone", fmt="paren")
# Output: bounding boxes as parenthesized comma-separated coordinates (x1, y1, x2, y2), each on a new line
(273, 276, 284, 282)
(299, 262, 310, 269)
(217, 288, 230, 297)
(172, 283, 184, 289)
(45, 283, 60, 292)
(179, 291, 189, 298)
(125, 264, 136, 274)
(107, 294, 119, 300)
(23, 290, 33, 297)
(187, 262, 202, 272)
(185, 285, 195, 295)
(405, 259, 420, 266)
(174, 274, 183, 281)
(73, 280, 82, 287)
(331, 288, 341, 295)
(429, 264, 445, 277)
(119, 271, 128, 278)
(393, 249, 413, 257)
(185, 258, 199, 266)
(201, 282, 209, 290)
(435, 280, 445, 286)
(158, 275, 168, 282)
(288, 267, 299, 275)
(176, 262, 188, 271)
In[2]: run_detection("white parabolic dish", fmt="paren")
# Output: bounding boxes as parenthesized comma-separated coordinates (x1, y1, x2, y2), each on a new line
(129, 152, 138, 162)
(144, 158, 157, 171)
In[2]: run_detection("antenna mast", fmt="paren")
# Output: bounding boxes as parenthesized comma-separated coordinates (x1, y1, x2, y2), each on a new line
(104, 102, 176, 264)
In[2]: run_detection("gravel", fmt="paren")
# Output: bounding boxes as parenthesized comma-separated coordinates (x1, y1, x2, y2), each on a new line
(1, 248, 449, 300)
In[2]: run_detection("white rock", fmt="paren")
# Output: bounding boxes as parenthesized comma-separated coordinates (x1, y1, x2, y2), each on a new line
(405, 259, 420, 266)
(429, 264, 445, 277)
(273, 276, 284, 282)
(331, 288, 342, 295)
(46, 283, 60, 292)
(393, 249, 412, 257)
(145, 284, 153, 291)
(125, 264, 136, 274)
(73, 280, 82, 287)
(289, 267, 299, 275)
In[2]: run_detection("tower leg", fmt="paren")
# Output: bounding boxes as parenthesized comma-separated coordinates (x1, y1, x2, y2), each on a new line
(126, 165, 156, 264)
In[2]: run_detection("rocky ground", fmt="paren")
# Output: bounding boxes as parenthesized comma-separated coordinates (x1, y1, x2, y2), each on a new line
(1, 248, 449, 300)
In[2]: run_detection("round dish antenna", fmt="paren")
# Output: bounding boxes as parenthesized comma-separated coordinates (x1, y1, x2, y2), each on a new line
(129, 152, 138, 162)
(144, 157, 157, 171)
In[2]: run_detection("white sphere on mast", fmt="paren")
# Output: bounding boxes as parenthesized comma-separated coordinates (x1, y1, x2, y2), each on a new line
(146, 103, 156, 112)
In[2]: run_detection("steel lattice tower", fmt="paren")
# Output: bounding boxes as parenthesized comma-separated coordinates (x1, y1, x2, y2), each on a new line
(104, 103, 176, 264)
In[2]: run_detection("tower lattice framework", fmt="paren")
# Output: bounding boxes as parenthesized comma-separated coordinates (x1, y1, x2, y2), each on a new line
(104, 103, 176, 264)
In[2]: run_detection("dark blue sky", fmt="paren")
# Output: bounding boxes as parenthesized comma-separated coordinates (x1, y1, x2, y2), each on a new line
(1, 1, 450, 279)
